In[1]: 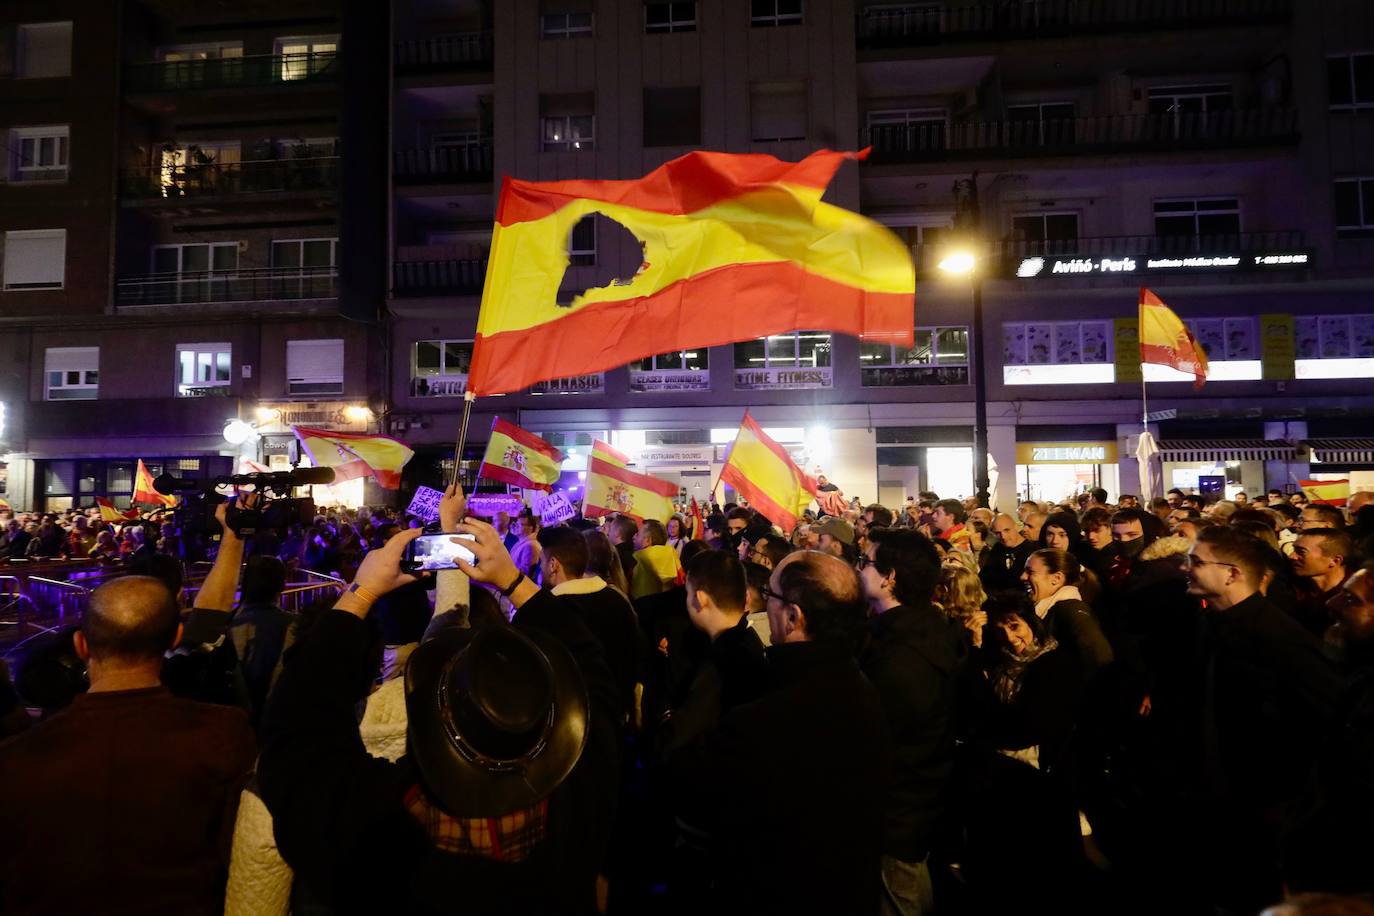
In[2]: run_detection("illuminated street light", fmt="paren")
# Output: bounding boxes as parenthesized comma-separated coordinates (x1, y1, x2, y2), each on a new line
(937, 250, 977, 276)
(223, 419, 258, 446)
(343, 405, 372, 423)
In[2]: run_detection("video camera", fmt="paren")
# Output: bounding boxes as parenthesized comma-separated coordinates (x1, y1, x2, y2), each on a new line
(152, 467, 336, 538)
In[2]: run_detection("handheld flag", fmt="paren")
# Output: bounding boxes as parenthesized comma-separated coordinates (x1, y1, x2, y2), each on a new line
(478, 419, 565, 491)
(1300, 479, 1350, 507)
(583, 458, 677, 523)
(717, 412, 817, 533)
(1139, 288, 1209, 389)
(591, 439, 630, 469)
(689, 496, 706, 541)
(468, 148, 915, 396)
(134, 459, 177, 507)
(293, 427, 415, 489)
(95, 496, 140, 523)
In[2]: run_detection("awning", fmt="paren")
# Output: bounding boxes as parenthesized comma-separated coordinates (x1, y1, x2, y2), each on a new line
(1307, 438, 1374, 464)
(1157, 438, 1296, 462)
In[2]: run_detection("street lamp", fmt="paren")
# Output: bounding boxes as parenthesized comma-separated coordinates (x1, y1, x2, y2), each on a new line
(938, 245, 990, 509)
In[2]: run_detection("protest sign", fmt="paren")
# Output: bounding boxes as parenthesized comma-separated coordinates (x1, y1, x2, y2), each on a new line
(531, 490, 577, 526)
(406, 485, 445, 523)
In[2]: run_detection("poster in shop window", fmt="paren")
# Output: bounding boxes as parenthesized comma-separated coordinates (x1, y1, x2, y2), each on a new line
(1259, 313, 1295, 380)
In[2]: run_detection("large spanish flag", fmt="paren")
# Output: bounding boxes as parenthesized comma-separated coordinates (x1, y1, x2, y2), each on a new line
(1139, 288, 1208, 389)
(479, 418, 565, 491)
(467, 148, 915, 396)
(583, 457, 677, 523)
(1300, 479, 1350, 507)
(591, 439, 630, 469)
(717, 412, 817, 533)
(293, 427, 415, 489)
(134, 459, 177, 507)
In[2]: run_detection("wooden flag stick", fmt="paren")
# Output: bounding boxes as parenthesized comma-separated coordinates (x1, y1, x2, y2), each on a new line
(450, 391, 476, 489)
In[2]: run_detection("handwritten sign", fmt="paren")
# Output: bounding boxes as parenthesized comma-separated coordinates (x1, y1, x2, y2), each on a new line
(531, 491, 577, 526)
(466, 494, 525, 518)
(405, 486, 445, 523)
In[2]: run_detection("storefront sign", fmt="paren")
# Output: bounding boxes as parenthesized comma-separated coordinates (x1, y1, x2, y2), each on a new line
(530, 374, 604, 395)
(411, 376, 467, 398)
(1016, 442, 1118, 465)
(255, 401, 370, 434)
(637, 446, 714, 464)
(1012, 251, 1310, 279)
(628, 369, 710, 392)
(734, 367, 833, 390)
(1260, 313, 1296, 380)
(1113, 318, 1142, 384)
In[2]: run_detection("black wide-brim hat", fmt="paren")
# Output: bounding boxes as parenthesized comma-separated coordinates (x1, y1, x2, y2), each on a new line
(405, 622, 590, 818)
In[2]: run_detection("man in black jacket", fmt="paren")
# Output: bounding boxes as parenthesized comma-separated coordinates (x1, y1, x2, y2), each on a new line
(858, 528, 967, 915)
(980, 513, 1036, 594)
(673, 550, 893, 915)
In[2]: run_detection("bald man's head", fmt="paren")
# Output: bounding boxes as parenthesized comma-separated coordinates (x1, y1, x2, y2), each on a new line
(81, 576, 180, 663)
(771, 550, 866, 647)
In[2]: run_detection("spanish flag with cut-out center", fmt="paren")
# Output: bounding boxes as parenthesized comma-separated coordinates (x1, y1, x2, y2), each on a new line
(583, 458, 677, 523)
(478, 419, 565, 491)
(1140, 288, 1209, 389)
(467, 149, 915, 396)
(717, 412, 817, 534)
(293, 427, 415, 490)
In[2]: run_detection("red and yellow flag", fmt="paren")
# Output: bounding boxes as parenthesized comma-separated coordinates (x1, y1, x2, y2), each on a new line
(1139, 288, 1209, 389)
(717, 412, 817, 533)
(95, 496, 140, 523)
(1300, 479, 1350, 507)
(583, 458, 677, 523)
(293, 427, 415, 489)
(591, 439, 630, 469)
(479, 419, 565, 491)
(467, 148, 915, 396)
(689, 496, 706, 541)
(133, 459, 177, 507)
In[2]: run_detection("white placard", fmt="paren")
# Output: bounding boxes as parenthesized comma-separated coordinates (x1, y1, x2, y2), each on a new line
(531, 490, 577, 526)
(406, 485, 445, 523)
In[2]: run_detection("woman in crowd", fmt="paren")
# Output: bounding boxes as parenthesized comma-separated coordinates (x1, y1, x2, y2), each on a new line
(936, 563, 988, 648)
(1021, 549, 1113, 683)
(666, 514, 688, 555)
(584, 528, 631, 596)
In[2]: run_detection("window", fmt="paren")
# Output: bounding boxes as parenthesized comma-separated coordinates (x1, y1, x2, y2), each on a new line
(286, 339, 344, 395)
(751, 82, 806, 142)
(411, 339, 473, 396)
(272, 238, 337, 270)
(1147, 84, 1233, 138)
(3, 229, 66, 290)
(1011, 213, 1079, 244)
(861, 4, 942, 38)
(159, 141, 241, 197)
(861, 327, 969, 386)
(1003, 321, 1110, 366)
(1328, 54, 1374, 108)
(9, 126, 69, 182)
(16, 22, 72, 79)
(644, 86, 701, 146)
(631, 349, 709, 371)
(275, 36, 338, 81)
(1154, 198, 1240, 238)
(752, 0, 802, 26)
(152, 242, 239, 275)
(646, 1, 697, 32)
(541, 93, 596, 151)
(541, 12, 594, 38)
(44, 347, 98, 400)
(1006, 101, 1075, 145)
(734, 332, 831, 368)
(176, 343, 232, 396)
(1335, 178, 1374, 237)
(867, 108, 946, 153)
(568, 216, 596, 266)
(1295, 315, 1374, 360)
(1185, 317, 1256, 362)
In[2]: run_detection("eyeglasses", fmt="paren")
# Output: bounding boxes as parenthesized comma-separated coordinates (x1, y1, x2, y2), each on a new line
(759, 582, 787, 604)
(1184, 555, 1239, 570)
(853, 554, 875, 571)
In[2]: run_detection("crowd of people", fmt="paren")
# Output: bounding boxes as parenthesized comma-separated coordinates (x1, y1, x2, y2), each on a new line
(0, 480, 1372, 915)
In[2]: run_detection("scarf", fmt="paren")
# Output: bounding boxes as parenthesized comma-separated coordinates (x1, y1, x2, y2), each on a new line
(1033, 584, 1082, 619)
(992, 636, 1060, 704)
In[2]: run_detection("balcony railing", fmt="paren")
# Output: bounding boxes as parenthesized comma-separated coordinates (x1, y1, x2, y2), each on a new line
(124, 51, 340, 92)
(856, 0, 1291, 48)
(395, 32, 494, 71)
(914, 231, 1307, 274)
(393, 259, 487, 296)
(116, 266, 338, 307)
(394, 143, 493, 183)
(865, 109, 1298, 163)
(120, 157, 340, 200)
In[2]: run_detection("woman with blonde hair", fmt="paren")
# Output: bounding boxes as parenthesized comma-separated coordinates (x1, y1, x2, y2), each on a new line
(583, 528, 631, 596)
(937, 563, 988, 647)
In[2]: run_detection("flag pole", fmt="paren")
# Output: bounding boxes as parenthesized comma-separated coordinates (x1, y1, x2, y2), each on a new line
(450, 391, 475, 489)
(1141, 369, 1148, 430)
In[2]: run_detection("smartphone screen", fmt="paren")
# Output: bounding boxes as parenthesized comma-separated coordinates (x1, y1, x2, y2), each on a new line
(407, 533, 477, 571)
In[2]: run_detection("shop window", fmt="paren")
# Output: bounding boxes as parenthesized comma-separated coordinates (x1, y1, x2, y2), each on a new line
(1154, 198, 1240, 239)
(751, 82, 806, 142)
(16, 22, 72, 79)
(751, 0, 802, 27)
(631, 349, 709, 371)
(734, 331, 830, 368)
(644, 86, 701, 147)
(286, 338, 344, 395)
(44, 346, 98, 400)
(646, 1, 697, 32)
(177, 343, 232, 396)
(3, 229, 65, 290)
(1003, 321, 1109, 366)
(1184, 317, 1256, 362)
(44, 461, 74, 496)
(1294, 314, 1374, 379)
(540, 11, 594, 38)
(1328, 53, 1374, 108)
(1335, 178, 1374, 238)
(861, 326, 969, 386)
(9, 125, 68, 182)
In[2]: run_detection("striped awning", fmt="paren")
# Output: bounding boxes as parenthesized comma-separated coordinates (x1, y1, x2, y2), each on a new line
(1307, 438, 1374, 464)
(1157, 439, 1297, 462)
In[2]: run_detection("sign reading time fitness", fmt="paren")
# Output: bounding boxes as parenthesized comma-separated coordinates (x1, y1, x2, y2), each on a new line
(1012, 251, 1311, 279)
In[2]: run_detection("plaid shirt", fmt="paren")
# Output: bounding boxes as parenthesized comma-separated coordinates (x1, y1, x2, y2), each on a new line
(404, 785, 548, 862)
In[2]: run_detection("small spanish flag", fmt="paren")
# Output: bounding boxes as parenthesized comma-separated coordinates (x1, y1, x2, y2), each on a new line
(591, 439, 630, 469)
(293, 427, 415, 489)
(1140, 288, 1209, 389)
(583, 458, 677, 523)
(718, 412, 817, 534)
(468, 148, 915, 396)
(1300, 479, 1350, 507)
(95, 496, 140, 522)
(133, 459, 177, 507)
(478, 419, 565, 491)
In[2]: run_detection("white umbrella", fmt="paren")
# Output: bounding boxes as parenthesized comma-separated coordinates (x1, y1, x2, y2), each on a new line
(1136, 430, 1163, 503)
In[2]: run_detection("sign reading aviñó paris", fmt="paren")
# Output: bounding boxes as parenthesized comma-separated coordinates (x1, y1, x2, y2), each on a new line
(1011, 250, 1311, 279)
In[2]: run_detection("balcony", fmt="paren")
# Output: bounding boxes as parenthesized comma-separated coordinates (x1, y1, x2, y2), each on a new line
(393, 259, 487, 297)
(395, 32, 494, 73)
(124, 51, 340, 92)
(865, 109, 1298, 164)
(120, 157, 340, 201)
(856, 0, 1291, 49)
(115, 267, 338, 307)
(394, 142, 493, 184)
